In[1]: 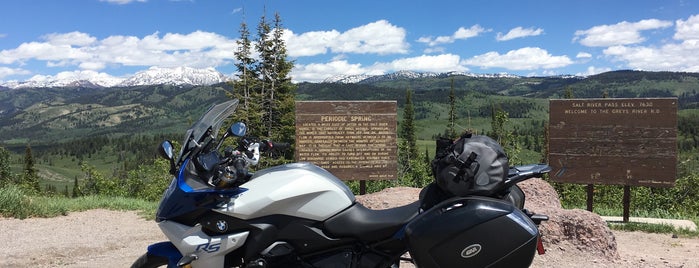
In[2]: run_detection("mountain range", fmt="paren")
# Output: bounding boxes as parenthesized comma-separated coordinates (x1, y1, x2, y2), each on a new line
(0, 66, 230, 89)
(2, 68, 699, 149)
(2, 67, 573, 89)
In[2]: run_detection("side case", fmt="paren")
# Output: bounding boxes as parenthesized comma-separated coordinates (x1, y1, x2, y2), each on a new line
(405, 196, 538, 268)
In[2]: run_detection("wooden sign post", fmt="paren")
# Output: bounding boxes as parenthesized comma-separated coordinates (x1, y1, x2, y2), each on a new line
(295, 101, 397, 193)
(549, 98, 678, 221)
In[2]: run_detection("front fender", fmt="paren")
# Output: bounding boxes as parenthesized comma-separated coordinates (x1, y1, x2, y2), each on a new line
(147, 241, 182, 268)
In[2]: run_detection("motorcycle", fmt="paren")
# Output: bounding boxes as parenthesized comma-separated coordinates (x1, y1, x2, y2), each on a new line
(133, 99, 550, 268)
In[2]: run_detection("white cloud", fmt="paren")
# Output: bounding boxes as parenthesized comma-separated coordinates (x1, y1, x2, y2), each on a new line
(100, 0, 146, 4)
(285, 29, 340, 57)
(291, 54, 468, 82)
(674, 14, 699, 40)
(603, 41, 699, 72)
(372, 54, 467, 73)
(454, 25, 487, 39)
(0, 41, 92, 64)
(577, 66, 612, 76)
(463, 47, 573, 70)
(285, 20, 408, 57)
(0, 67, 30, 79)
(576, 52, 592, 58)
(418, 25, 487, 46)
(496, 27, 544, 41)
(600, 14, 699, 72)
(574, 19, 673, 47)
(26, 70, 119, 82)
(331, 20, 409, 55)
(292, 60, 368, 82)
(43, 31, 97, 46)
(0, 31, 236, 70)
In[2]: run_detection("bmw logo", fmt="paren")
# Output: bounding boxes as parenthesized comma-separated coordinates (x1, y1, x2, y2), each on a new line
(216, 219, 228, 232)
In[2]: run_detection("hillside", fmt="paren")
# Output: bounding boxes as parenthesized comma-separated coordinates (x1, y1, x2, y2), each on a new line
(3, 70, 699, 148)
(0, 83, 232, 147)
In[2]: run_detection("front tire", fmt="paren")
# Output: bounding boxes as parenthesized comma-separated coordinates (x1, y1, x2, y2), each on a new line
(131, 253, 169, 268)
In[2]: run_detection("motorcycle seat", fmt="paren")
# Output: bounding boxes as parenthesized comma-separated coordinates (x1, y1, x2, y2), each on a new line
(323, 201, 421, 241)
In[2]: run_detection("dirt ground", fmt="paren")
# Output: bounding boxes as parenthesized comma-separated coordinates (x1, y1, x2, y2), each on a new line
(1, 209, 698, 268)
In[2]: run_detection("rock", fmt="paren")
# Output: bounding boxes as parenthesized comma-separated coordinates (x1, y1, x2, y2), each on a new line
(519, 178, 620, 260)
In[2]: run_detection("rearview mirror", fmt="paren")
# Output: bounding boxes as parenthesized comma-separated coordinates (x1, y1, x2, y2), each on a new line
(158, 141, 177, 175)
(158, 140, 174, 160)
(229, 122, 247, 137)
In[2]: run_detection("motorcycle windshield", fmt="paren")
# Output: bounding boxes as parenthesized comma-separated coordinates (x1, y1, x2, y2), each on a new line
(176, 99, 239, 162)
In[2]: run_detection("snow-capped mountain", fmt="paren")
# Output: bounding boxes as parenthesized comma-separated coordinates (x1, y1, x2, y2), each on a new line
(322, 74, 374, 84)
(2, 70, 124, 89)
(118, 66, 229, 87)
(322, 70, 522, 84)
(1, 67, 230, 89)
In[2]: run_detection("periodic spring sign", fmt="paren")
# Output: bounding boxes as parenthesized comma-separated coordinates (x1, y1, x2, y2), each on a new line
(295, 101, 397, 181)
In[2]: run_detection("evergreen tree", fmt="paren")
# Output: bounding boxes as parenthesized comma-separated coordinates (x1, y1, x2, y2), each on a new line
(399, 89, 423, 185)
(230, 11, 297, 163)
(254, 12, 274, 137)
(71, 176, 80, 197)
(489, 107, 522, 165)
(564, 86, 574, 99)
(447, 78, 457, 138)
(0, 146, 14, 184)
(253, 12, 296, 145)
(400, 89, 418, 159)
(267, 13, 296, 147)
(22, 144, 41, 192)
(231, 20, 263, 130)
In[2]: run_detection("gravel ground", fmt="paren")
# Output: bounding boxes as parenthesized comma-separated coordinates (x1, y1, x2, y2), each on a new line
(1, 204, 698, 267)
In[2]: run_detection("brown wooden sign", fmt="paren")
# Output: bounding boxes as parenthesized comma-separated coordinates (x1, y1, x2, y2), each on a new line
(548, 98, 677, 187)
(295, 101, 397, 181)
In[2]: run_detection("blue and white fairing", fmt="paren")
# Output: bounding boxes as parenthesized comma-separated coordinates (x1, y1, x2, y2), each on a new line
(156, 160, 355, 222)
(217, 162, 355, 221)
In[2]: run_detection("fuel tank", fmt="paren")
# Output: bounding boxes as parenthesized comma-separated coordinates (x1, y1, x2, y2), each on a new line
(218, 162, 355, 221)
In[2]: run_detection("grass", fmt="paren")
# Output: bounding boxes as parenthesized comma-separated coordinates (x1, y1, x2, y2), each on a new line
(0, 185, 158, 220)
(607, 222, 699, 237)
(571, 206, 699, 237)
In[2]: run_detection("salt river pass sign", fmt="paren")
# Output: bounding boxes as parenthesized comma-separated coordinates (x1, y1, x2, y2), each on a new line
(548, 98, 678, 187)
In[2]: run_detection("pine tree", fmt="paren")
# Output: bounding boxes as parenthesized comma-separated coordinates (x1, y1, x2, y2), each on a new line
(400, 89, 418, 159)
(269, 13, 296, 147)
(0, 146, 14, 184)
(231, 12, 296, 162)
(564, 86, 574, 99)
(231, 20, 263, 129)
(253, 12, 296, 143)
(22, 144, 41, 192)
(447, 78, 457, 138)
(399, 89, 422, 185)
(72, 176, 80, 198)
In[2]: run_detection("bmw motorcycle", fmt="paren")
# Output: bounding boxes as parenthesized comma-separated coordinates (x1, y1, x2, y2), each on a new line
(133, 99, 551, 268)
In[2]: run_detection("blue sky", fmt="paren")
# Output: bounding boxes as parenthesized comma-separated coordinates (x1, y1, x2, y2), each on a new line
(1, 0, 698, 83)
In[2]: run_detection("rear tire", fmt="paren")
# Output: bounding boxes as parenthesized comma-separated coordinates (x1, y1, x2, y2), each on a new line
(131, 253, 169, 268)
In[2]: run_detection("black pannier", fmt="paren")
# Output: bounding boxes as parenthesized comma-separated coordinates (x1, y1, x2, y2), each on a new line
(405, 196, 539, 268)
